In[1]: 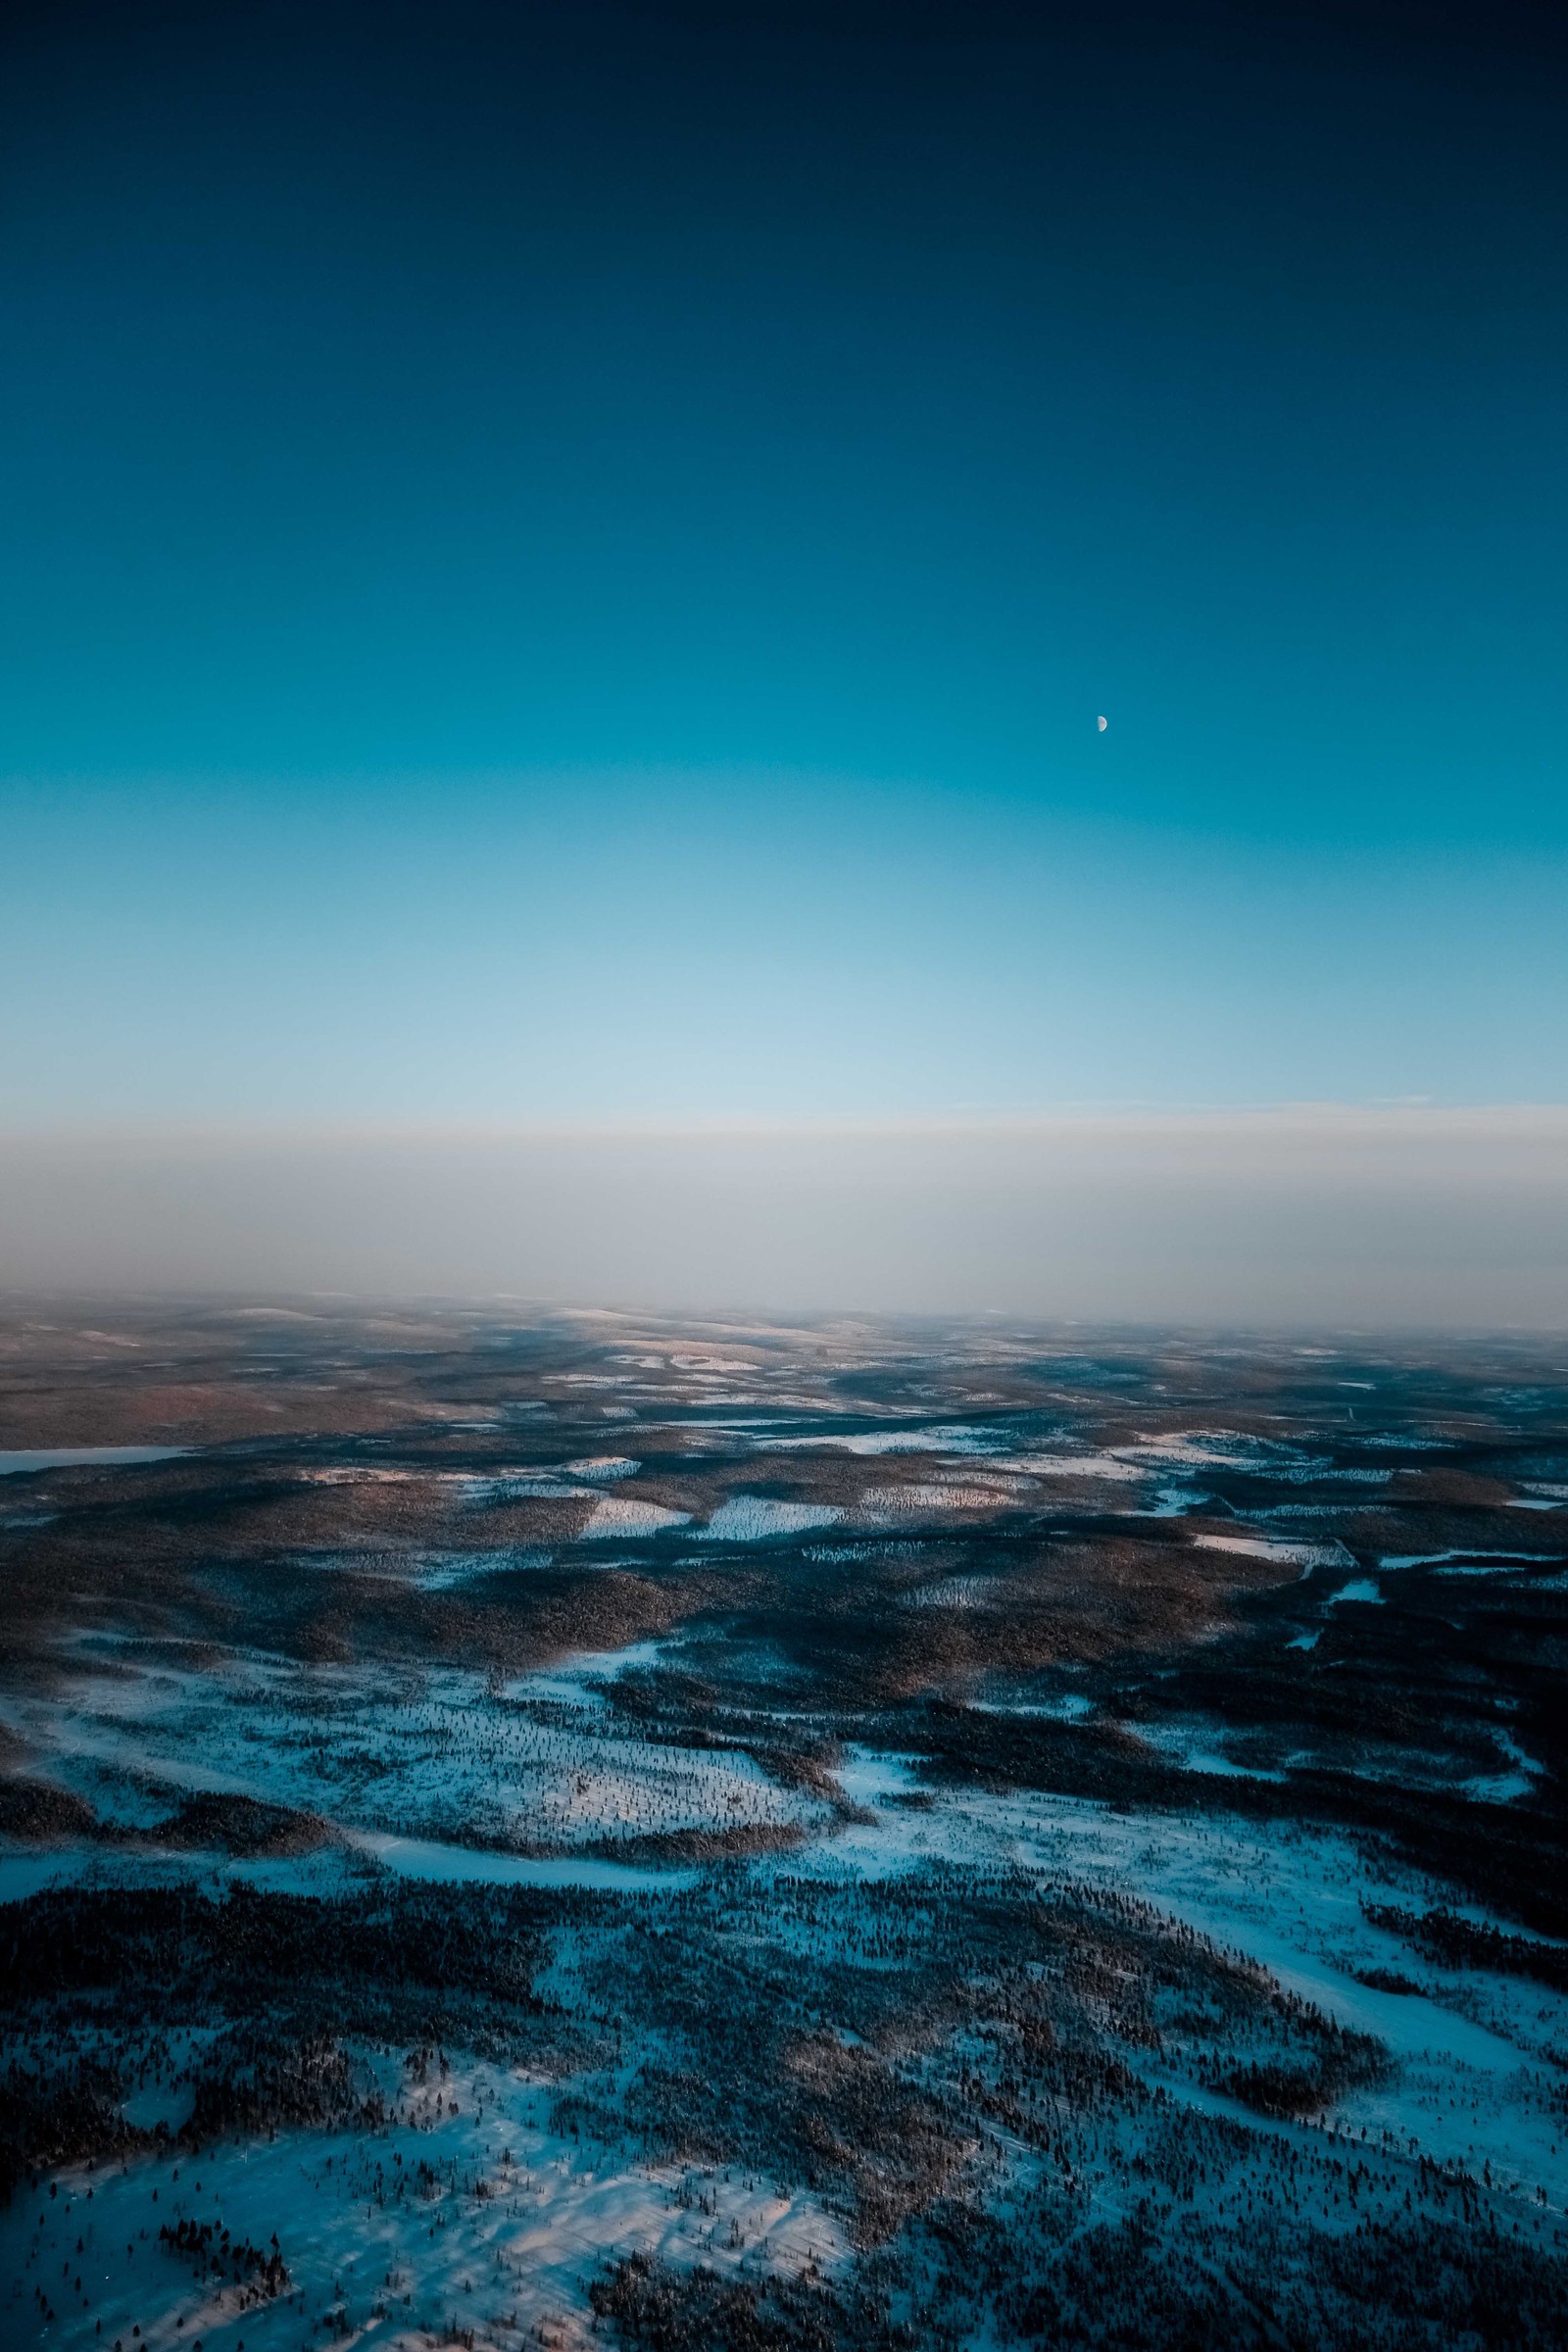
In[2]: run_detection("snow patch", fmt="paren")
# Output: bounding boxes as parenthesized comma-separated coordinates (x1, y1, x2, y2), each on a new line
(697, 1495, 845, 1543)
(1191, 1533, 1353, 1569)
(578, 1497, 692, 1540)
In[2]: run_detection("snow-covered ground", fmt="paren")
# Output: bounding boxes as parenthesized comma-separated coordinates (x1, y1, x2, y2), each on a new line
(4, 1311, 1566, 2349)
(0, 1636, 827, 1864)
(0, 2053, 850, 2352)
(8, 1701, 1565, 2350)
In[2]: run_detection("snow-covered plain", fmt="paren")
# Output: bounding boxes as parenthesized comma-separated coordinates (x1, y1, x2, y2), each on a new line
(0, 1638, 823, 1864)
(2, 2054, 850, 2352)
(3, 1307, 1567, 2349)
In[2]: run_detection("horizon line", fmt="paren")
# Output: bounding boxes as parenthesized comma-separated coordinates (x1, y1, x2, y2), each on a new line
(3, 1102, 1568, 1148)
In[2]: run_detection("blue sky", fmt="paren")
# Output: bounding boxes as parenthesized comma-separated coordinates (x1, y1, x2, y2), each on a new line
(2, 2, 1564, 1125)
(4, 771, 1565, 1119)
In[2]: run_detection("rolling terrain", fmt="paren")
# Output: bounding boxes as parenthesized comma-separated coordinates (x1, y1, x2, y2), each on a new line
(2, 1302, 1566, 2350)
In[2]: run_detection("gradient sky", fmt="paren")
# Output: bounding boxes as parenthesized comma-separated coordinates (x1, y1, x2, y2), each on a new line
(3, 1, 1565, 1124)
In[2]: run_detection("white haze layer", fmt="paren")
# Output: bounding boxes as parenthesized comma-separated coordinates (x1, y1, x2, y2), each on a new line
(0, 1108, 1565, 1326)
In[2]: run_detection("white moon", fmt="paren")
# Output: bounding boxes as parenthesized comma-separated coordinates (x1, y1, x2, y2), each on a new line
(1097, 715, 1107, 731)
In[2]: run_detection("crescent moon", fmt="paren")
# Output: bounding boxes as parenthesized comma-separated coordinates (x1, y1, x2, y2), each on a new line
(1097, 715, 1107, 731)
